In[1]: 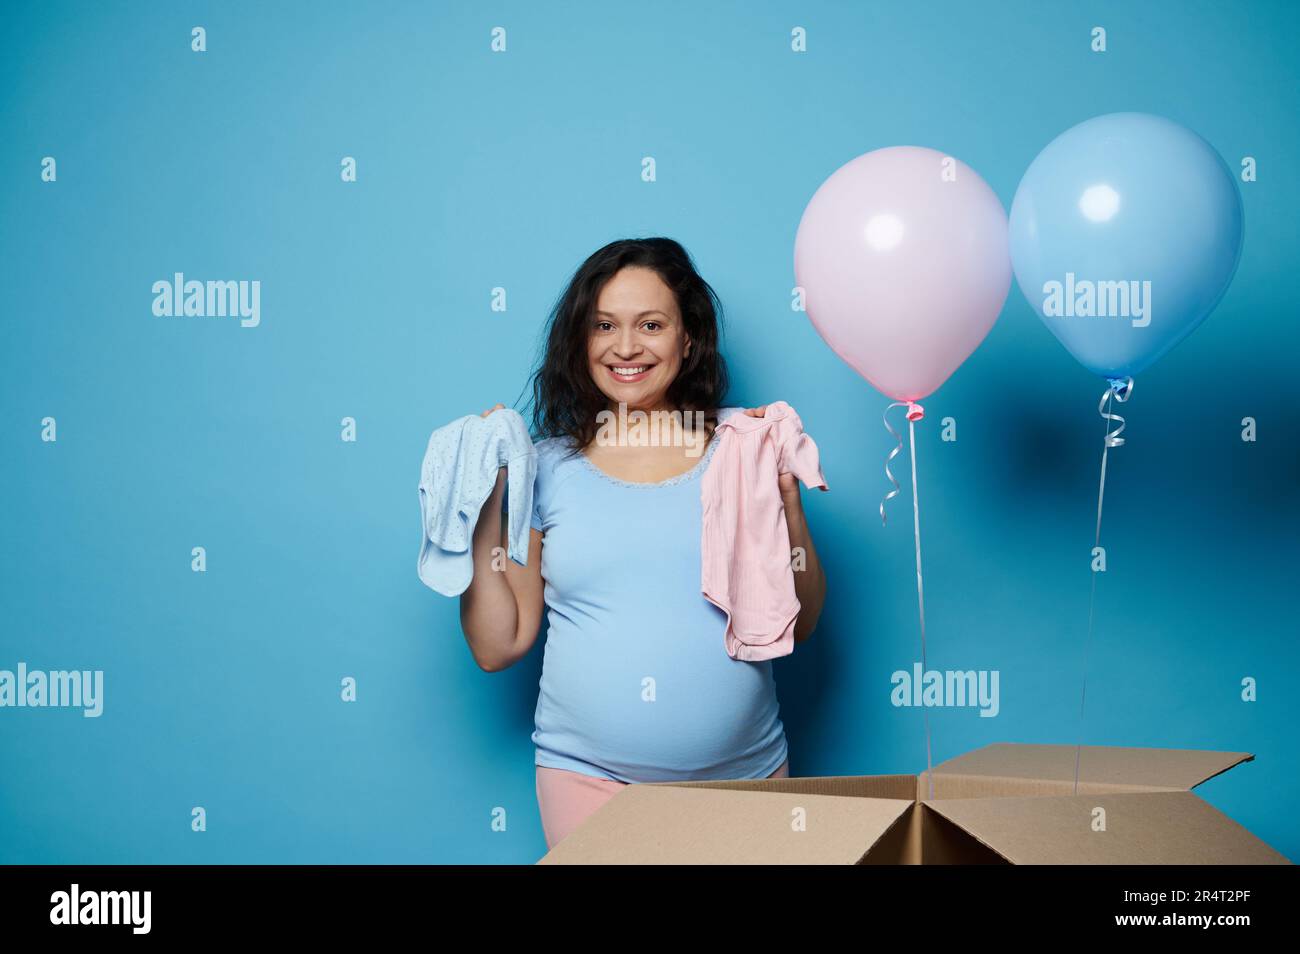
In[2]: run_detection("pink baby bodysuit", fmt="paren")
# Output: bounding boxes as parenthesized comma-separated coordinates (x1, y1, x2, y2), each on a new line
(700, 401, 828, 661)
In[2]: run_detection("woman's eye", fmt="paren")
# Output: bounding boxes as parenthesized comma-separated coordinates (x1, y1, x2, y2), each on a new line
(643, 321, 661, 332)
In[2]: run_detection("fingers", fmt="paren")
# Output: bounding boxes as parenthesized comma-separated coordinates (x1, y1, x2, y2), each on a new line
(480, 403, 506, 418)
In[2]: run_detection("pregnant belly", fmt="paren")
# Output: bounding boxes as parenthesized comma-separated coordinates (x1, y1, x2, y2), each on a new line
(535, 622, 783, 780)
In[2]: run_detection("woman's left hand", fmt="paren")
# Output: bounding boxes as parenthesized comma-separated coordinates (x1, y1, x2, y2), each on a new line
(742, 405, 802, 504)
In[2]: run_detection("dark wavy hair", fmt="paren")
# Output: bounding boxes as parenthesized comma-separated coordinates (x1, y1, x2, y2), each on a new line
(519, 238, 730, 457)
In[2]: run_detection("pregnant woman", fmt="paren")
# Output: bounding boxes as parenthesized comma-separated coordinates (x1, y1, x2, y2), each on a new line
(459, 238, 827, 850)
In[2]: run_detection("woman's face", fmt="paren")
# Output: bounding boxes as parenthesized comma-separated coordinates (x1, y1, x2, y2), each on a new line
(587, 266, 691, 415)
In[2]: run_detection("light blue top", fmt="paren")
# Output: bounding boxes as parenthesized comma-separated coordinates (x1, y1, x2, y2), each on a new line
(529, 407, 789, 783)
(417, 408, 536, 597)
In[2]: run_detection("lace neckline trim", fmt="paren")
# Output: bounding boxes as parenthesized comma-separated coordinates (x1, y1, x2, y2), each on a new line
(577, 428, 722, 489)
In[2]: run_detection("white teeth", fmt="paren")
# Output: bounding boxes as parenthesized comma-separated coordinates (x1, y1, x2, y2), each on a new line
(612, 366, 647, 375)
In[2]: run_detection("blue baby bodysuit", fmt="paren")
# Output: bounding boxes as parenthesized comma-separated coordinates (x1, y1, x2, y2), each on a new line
(528, 408, 789, 783)
(417, 408, 537, 597)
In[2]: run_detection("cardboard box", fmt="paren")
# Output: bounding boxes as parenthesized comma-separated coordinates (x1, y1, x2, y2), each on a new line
(537, 743, 1291, 864)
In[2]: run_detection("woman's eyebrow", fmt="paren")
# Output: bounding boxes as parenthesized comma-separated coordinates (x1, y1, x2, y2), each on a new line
(595, 309, 670, 318)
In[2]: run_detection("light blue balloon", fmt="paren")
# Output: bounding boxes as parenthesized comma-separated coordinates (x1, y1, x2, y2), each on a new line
(1009, 112, 1244, 380)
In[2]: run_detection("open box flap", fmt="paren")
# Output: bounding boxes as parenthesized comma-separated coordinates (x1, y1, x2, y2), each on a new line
(539, 784, 912, 864)
(927, 743, 1253, 793)
(924, 790, 1291, 865)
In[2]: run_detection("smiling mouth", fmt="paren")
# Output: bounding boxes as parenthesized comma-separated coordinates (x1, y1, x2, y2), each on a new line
(608, 364, 653, 380)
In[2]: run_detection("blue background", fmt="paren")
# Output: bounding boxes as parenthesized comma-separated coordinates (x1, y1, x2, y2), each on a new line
(2, 0, 1295, 863)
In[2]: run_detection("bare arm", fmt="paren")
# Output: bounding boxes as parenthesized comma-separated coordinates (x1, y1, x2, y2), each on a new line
(742, 404, 827, 644)
(784, 486, 827, 644)
(457, 406, 546, 671)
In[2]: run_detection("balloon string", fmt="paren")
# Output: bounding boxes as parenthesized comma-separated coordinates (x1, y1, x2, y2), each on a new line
(1073, 377, 1134, 796)
(881, 401, 933, 797)
(908, 414, 935, 801)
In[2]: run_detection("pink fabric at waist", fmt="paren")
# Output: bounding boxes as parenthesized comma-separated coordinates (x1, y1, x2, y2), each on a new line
(536, 757, 790, 852)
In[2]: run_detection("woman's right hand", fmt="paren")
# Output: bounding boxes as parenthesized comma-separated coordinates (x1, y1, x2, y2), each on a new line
(479, 405, 508, 489)
(461, 401, 545, 673)
(480, 405, 508, 489)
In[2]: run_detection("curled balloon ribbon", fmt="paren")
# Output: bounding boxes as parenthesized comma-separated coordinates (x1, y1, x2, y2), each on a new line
(1072, 375, 1135, 795)
(1100, 376, 1134, 448)
(879, 400, 925, 526)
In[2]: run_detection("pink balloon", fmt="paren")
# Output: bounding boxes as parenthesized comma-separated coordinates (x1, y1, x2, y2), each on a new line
(794, 146, 1011, 403)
